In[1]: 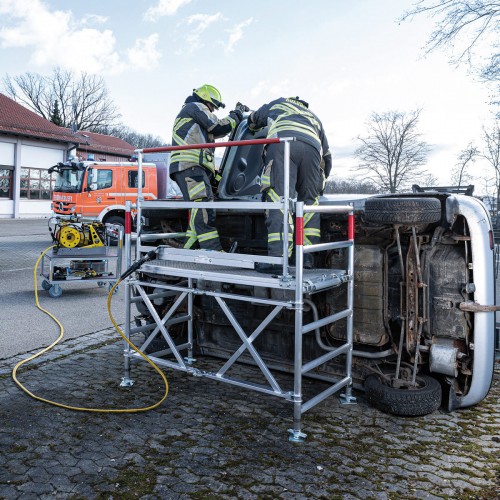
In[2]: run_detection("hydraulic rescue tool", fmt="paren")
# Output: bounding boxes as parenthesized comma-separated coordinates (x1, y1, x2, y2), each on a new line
(50, 217, 106, 250)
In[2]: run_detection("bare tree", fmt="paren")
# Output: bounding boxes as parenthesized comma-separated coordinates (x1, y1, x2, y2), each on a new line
(401, 1, 500, 80)
(324, 177, 381, 194)
(482, 121, 500, 207)
(401, 2, 500, 112)
(418, 172, 439, 187)
(2, 68, 121, 131)
(94, 124, 167, 149)
(354, 110, 430, 193)
(451, 143, 479, 186)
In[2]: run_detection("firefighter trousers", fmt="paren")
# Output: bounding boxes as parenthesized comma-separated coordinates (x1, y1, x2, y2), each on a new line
(172, 166, 222, 251)
(262, 141, 322, 258)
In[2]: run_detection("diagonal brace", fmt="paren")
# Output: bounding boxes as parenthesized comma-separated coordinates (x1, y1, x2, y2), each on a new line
(215, 296, 283, 393)
(135, 284, 187, 368)
(139, 289, 189, 352)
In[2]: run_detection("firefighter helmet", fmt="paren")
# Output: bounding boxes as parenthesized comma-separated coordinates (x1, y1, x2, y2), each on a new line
(193, 84, 225, 109)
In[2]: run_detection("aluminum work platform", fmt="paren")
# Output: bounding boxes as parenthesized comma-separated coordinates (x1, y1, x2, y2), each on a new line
(140, 256, 349, 292)
(121, 138, 356, 441)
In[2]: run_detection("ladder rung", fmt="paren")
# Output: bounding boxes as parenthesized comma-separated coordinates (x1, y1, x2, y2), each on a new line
(301, 343, 351, 374)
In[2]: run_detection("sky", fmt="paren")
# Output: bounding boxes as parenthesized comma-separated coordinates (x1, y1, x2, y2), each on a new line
(0, 0, 497, 193)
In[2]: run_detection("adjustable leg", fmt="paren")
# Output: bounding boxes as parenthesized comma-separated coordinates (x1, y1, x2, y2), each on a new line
(341, 239, 357, 405)
(120, 280, 134, 387)
(339, 387, 357, 405)
(289, 243, 307, 442)
(288, 401, 307, 442)
(184, 277, 196, 365)
(120, 361, 134, 387)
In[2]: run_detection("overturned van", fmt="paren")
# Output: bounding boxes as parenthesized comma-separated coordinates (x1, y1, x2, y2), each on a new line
(136, 120, 497, 420)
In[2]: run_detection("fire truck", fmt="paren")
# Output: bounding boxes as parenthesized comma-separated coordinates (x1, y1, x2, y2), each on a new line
(49, 153, 176, 228)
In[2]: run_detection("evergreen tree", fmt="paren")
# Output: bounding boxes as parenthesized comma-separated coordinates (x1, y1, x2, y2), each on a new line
(50, 100, 63, 126)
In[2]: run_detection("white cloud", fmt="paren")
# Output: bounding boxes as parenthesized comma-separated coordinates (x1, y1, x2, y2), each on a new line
(126, 34, 162, 70)
(81, 14, 108, 26)
(144, 0, 192, 22)
(224, 17, 253, 53)
(187, 12, 224, 31)
(0, 0, 161, 74)
(250, 79, 293, 100)
(181, 12, 224, 53)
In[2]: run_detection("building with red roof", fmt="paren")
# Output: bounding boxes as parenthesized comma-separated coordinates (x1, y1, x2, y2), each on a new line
(75, 130, 135, 162)
(0, 93, 134, 218)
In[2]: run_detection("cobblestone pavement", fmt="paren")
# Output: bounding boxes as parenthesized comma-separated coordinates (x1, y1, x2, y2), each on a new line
(0, 326, 499, 499)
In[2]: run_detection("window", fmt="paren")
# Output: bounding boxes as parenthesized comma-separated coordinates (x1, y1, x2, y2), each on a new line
(0, 168, 13, 199)
(96, 170, 113, 190)
(20, 168, 55, 200)
(128, 170, 145, 188)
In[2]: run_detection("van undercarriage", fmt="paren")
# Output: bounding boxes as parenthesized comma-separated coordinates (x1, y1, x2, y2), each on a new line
(137, 192, 483, 417)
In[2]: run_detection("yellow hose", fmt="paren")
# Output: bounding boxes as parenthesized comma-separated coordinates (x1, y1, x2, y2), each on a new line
(11, 244, 169, 413)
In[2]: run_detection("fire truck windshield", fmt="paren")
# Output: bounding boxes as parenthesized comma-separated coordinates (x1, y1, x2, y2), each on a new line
(53, 168, 85, 193)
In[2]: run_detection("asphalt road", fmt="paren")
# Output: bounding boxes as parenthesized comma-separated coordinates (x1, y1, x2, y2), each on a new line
(0, 218, 127, 359)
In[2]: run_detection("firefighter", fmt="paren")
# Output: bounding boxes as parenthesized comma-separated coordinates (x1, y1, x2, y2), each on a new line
(169, 85, 243, 250)
(247, 96, 332, 273)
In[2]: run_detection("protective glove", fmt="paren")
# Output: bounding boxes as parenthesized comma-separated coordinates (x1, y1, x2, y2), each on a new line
(229, 108, 243, 125)
(235, 102, 250, 113)
(319, 169, 326, 196)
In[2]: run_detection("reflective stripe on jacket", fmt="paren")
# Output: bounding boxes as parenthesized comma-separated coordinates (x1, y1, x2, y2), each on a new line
(248, 97, 332, 177)
(170, 98, 237, 176)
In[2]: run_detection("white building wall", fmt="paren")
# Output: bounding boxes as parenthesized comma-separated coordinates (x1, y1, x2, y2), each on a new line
(0, 136, 68, 218)
(0, 141, 15, 165)
(21, 144, 64, 169)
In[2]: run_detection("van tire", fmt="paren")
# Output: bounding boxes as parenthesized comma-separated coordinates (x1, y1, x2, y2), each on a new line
(105, 215, 125, 246)
(364, 374, 442, 416)
(364, 197, 441, 225)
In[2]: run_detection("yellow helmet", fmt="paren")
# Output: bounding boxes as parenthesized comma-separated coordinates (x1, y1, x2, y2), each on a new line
(193, 84, 225, 109)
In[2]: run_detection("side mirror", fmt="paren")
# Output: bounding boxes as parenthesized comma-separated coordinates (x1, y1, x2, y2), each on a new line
(86, 168, 98, 191)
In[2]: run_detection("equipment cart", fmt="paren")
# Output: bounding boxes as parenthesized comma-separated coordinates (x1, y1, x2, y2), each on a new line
(40, 228, 123, 298)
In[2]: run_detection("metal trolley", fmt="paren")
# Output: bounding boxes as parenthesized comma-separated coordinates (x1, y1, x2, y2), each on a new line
(40, 226, 123, 298)
(122, 138, 356, 440)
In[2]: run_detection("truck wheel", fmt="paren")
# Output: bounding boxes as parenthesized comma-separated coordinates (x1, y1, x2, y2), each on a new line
(364, 374, 442, 416)
(364, 197, 441, 225)
(105, 215, 125, 246)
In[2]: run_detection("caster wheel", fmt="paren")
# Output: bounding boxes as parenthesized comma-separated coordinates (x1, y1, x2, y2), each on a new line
(48, 284, 63, 298)
(42, 279, 51, 291)
(108, 283, 118, 294)
(97, 281, 106, 288)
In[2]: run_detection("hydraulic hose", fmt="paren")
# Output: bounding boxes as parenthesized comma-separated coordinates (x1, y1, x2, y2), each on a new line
(11, 245, 169, 413)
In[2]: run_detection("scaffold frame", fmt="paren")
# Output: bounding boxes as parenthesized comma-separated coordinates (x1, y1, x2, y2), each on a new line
(121, 137, 356, 440)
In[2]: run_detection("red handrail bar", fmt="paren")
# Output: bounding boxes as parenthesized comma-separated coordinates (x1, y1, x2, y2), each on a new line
(136, 137, 281, 154)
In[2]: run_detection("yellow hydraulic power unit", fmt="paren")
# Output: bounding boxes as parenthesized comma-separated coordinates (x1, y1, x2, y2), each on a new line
(42, 217, 121, 297)
(52, 219, 106, 249)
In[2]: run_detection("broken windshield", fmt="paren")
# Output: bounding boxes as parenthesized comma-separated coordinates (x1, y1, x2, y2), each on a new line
(53, 168, 85, 193)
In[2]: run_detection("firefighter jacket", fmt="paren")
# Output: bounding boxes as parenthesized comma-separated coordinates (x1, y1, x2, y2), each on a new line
(247, 97, 332, 177)
(170, 95, 238, 177)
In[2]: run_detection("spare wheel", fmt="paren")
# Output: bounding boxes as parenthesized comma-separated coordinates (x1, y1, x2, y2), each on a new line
(364, 373, 442, 416)
(364, 197, 441, 225)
